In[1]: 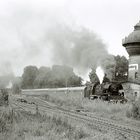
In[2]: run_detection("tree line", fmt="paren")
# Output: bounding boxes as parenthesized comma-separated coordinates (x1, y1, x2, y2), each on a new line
(21, 55, 128, 89)
(21, 65, 82, 89)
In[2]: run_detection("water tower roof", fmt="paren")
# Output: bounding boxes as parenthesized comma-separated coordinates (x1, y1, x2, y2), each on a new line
(122, 21, 140, 45)
(134, 21, 140, 30)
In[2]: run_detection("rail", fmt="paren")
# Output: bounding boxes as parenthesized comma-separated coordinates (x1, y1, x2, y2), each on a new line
(11, 96, 140, 139)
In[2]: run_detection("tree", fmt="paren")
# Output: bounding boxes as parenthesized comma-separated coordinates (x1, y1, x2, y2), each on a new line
(88, 55, 128, 83)
(50, 65, 82, 87)
(22, 66, 38, 89)
(68, 75, 82, 87)
(114, 55, 128, 81)
(12, 77, 21, 94)
(21, 65, 82, 88)
(34, 66, 51, 88)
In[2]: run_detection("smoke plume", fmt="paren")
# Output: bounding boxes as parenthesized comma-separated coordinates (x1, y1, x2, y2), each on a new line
(47, 24, 114, 76)
(0, 61, 13, 76)
(0, 1, 115, 80)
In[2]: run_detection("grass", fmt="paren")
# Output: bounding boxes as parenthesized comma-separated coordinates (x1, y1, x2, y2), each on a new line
(0, 106, 89, 140)
(126, 97, 140, 119)
(39, 91, 140, 124)
(13, 114, 88, 140)
(0, 106, 14, 140)
(43, 92, 84, 110)
(1, 94, 139, 140)
(42, 92, 126, 112)
(0, 106, 130, 140)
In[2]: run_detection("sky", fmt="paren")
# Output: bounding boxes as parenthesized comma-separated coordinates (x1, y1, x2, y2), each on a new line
(0, 0, 140, 77)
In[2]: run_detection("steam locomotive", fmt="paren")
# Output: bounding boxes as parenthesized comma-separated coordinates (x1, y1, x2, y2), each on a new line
(84, 77, 127, 103)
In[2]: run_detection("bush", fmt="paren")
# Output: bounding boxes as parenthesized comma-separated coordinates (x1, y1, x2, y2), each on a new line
(0, 107, 14, 133)
(126, 98, 140, 119)
(12, 83, 21, 94)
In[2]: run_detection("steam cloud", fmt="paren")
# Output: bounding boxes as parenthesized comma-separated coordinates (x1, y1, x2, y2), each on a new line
(0, 1, 115, 80)
(0, 61, 13, 76)
(47, 25, 114, 75)
(0, 61, 14, 88)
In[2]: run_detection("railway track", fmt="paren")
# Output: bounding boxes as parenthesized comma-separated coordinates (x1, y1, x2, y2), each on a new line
(11, 96, 140, 140)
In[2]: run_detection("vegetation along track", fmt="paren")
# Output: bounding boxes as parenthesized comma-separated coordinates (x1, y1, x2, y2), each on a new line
(11, 96, 140, 139)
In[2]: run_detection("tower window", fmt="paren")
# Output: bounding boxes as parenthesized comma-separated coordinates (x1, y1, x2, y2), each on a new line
(135, 72, 138, 79)
(134, 92, 137, 97)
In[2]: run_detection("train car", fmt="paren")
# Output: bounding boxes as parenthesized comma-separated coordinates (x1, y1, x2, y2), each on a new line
(22, 86, 85, 96)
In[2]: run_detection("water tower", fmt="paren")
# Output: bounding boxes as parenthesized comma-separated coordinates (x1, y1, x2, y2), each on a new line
(122, 21, 140, 83)
(122, 21, 140, 99)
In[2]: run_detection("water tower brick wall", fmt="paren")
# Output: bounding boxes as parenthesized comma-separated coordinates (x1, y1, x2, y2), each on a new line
(128, 55, 140, 83)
